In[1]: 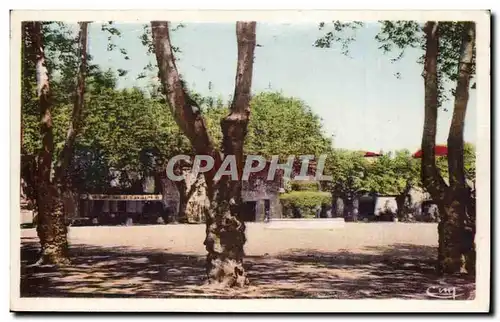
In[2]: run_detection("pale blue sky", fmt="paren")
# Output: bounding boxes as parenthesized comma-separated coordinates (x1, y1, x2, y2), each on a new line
(84, 22, 477, 153)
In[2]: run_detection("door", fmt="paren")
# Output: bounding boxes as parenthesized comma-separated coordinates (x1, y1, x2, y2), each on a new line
(241, 201, 257, 222)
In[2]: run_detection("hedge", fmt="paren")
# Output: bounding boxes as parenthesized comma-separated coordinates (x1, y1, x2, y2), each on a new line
(279, 191, 331, 218)
(290, 180, 320, 192)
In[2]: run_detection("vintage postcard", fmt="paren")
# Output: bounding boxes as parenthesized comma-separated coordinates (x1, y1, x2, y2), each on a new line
(10, 9, 491, 313)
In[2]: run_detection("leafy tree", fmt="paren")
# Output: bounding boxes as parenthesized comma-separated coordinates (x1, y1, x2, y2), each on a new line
(73, 69, 192, 192)
(21, 20, 203, 265)
(21, 22, 123, 197)
(314, 21, 364, 56)
(363, 150, 420, 220)
(202, 91, 332, 159)
(322, 149, 368, 196)
(435, 142, 476, 185)
(25, 21, 89, 265)
(315, 20, 477, 275)
(375, 21, 476, 106)
(246, 92, 332, 158)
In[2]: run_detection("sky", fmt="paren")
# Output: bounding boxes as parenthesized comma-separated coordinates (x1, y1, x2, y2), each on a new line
(83, 22, 477, 154)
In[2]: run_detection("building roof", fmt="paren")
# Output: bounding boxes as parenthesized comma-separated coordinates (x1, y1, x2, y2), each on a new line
(412, 145, 448, 158)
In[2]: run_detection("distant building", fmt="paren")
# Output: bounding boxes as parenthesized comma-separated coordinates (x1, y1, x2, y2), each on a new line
(76, 156, 287, 224)
(241, 161, 285, 221)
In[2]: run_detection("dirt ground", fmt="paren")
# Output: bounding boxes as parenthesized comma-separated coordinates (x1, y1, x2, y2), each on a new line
(19, 222, 475, 299)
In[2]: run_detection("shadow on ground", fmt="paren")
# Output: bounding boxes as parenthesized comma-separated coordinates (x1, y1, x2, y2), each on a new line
(19, 237, 475, 299)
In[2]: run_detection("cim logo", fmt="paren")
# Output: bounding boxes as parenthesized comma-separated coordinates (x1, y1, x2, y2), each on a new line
(426, 286, 463, 299)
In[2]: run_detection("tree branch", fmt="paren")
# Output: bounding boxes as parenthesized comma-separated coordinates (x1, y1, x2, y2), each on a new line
(54, 21, 89, 187)
(151, 21, 220, 192)
(221, 21, 257, 186)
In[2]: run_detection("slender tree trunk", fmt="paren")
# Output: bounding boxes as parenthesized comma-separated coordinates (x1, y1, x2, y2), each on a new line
(447, 22, 476, 275)
(21, 23, 38, 211)
(396, 183, 411, 221)
(54, 22, 89, 184)
(421, 21, 460, 274)
(421, 22, 448, 201)
(177, 196, 188, 223)
(30, 22, 69, 265)
(54, 22, 89, 228)
(174, 178, 188, 223)
(152, 21, 256, 287)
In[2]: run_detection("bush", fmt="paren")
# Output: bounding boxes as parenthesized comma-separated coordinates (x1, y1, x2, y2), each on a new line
(290, 180, 320, 192)
(279, 191, 331, 218)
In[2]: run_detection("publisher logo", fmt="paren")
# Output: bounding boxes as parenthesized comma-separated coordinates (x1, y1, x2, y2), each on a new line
(426, 286, 463, 299)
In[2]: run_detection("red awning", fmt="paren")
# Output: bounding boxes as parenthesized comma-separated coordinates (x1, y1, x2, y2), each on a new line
(412, 145, 448, 158)
(363, 151, 382, 157)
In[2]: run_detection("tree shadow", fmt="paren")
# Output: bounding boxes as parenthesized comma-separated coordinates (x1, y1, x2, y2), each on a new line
(20, 239, 207, 298)
(252, 244, 475, 299)
(20, 238, 475, 299)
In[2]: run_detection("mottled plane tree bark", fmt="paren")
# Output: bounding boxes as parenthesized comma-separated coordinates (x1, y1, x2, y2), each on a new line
(152, 21, 256, 287)
(29, 21, 89, 265)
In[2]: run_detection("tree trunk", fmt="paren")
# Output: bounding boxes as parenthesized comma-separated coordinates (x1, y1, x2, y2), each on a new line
(31, 21, 89, 265)
(447, 22, 476, 275)
(421, 21, 461, 274)
(421, 22, 448, 201)
(174, 178, 188, 223)
(56, 22, 89, 229)
(177, 170, 208, 223)
(396, 183, 411, 221)
(21, 24, 38, 210)
(421, 21, 475, 275)
(395, 194, 406, 221)
(54, 22, 89, 185)
(152, 21, 256, 287)
(30, 21, 69, 265)
(204, 22, 256, 287)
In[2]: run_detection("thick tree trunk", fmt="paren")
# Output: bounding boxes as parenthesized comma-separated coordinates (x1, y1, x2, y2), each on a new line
(30, 21, 69, 265)
(152, 21, 256, 287)
(447, 22, 476, 275)
(204, 22, 256, 287)
(436, 194, 467, 274)
(35, 185, 69, 264)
